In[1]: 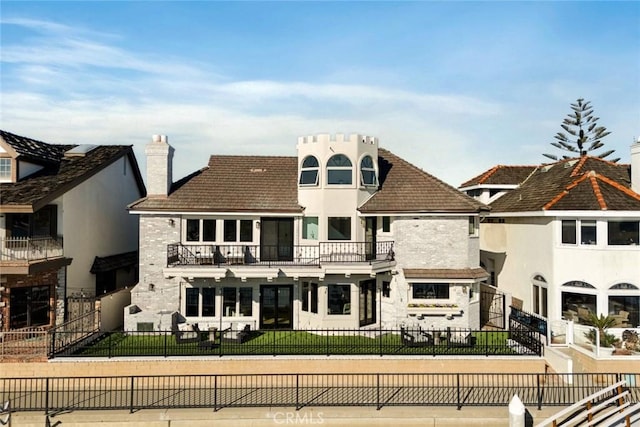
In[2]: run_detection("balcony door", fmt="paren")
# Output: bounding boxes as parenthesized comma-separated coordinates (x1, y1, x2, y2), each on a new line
(260, 218, 293, 262)
(260, 285, 293, 329)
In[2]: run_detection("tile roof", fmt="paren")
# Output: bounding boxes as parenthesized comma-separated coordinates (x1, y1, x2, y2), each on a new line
(358, 149, 487, 213)
(131, 148, 487, 214)
(0, 130, 145, 213)
(403, 267, 489, 280)
(90, 251, 138, 273)
(488, 156, 640, 213)
(459, 165, 537, 188)
(131, 155, 303, 212)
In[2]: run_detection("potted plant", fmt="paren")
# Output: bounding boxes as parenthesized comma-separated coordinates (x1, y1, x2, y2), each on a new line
(584, 313, 620, 355)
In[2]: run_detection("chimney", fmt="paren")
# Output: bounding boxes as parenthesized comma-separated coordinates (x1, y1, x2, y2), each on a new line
(632, 137, 640, 194)
(145, 134, 174, 197)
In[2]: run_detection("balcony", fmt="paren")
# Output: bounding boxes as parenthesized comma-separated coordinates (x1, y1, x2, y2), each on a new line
(167, 241, 395, 268)
(1, 236, 69, 274)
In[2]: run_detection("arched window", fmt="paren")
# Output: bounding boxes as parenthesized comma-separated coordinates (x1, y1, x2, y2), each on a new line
(299, 156, 319, 186)
(609, 283, 638, 290)
(532, 275, 548, 317)
(327, 154, 352, 185)
(360, 155, 377, 186)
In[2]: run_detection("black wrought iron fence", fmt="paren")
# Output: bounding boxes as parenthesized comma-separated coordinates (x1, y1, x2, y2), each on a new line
(49, 327, 543, 358)
(1, 373, 637, 414)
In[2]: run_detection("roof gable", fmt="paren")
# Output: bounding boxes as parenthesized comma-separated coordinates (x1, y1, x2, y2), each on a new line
(0, 130, 145, 213)
(359, 149, 486, 213)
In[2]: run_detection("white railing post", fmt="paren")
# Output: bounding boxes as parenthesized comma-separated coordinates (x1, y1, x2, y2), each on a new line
(509, 394, 525, 427)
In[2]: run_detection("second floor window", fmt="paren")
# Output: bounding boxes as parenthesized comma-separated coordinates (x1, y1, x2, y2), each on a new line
(224, 219, 253, 242)
(299, 156, 319, 186)
(608, 221, 639, 245)
(186, 219, 216, 242)
(328, 217, 351, 240)
(6, 205, 57, 238)
(360, 155, 377, 186)
(0, 158, 11, 181)
(327, 154, 352, 185)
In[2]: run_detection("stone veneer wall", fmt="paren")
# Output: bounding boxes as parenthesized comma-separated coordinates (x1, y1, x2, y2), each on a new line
(380, 216, 477, 330)
(124, 214, 180, 331)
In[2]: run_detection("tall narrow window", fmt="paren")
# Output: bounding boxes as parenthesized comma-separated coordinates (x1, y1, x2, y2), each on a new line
(382, 216, 390, 233)
(223, 287, 237, 316)
(224, 220, 237, 242)
(327, 154, 352, 185)
(0, 158, 11, 181)
(562, 220, 577, 244)
(186, 219, 200, 242)
(302, 217, 318, 240)
(328, 217, 351, 240)
(202, 288, 215, 316)
(360, 155, 377, 186)
(185, 288, 199, 317)
(240, 220, 253, 242)
(302, 282, 310, 312)
(468, 216, 479, 236)
(580, 220, 597, 245)
(202, 220, 216, 242)
(239, 287, 252, 316)
(310, 283, 318, 313)
(299, 156, 319, 186)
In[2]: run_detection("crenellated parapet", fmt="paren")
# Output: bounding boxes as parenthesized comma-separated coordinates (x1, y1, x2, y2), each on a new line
(297, 133, 378, 147)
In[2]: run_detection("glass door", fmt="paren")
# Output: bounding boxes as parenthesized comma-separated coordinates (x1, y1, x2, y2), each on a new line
(260, 285, 293, 329)
(260, 218, 293, 262)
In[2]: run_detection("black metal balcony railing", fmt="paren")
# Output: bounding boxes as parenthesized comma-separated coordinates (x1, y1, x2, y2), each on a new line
(167, 241, 395, 267)
(0, 236, 64, 262)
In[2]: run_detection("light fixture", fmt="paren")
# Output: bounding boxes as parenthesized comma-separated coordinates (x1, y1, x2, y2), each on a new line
(168, 219, 175, 226)
(256, 221, 260, 229)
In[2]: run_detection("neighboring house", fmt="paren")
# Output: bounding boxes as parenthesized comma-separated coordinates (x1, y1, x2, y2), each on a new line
(460, 141, 640, 329)
(0, 130, 146, 331)
(125, 134, 487, 332)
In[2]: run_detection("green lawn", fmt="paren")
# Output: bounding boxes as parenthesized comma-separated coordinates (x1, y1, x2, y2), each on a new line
(69, 330, 523, 358)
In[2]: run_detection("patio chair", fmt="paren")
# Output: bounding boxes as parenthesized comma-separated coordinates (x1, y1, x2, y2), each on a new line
(172, 323, 201, 344)
(401, 327, 434, 347)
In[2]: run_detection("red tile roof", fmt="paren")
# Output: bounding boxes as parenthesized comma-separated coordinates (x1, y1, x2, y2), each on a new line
(488, 157, 639, 212)
(459, 165, 537, 188)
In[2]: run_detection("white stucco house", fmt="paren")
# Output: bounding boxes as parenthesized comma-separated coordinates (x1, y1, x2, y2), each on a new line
(460, 141, 640, 329)
(125, 133, 488, 332)
(0, 130, 146, 331)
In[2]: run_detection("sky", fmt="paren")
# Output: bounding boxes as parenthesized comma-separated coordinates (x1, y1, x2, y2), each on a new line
(1, 1, 639, 188)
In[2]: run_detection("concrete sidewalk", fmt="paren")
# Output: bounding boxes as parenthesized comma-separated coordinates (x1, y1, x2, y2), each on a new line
(10, 405, 561, 426)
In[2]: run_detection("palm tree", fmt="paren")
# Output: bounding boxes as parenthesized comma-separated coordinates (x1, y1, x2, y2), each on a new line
(544, 98, 618, 162)
(585, 313, 619, 348)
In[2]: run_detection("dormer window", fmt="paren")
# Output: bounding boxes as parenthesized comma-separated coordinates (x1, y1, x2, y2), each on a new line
(327, 154, 352, 185)
(299, 156, 319, 186)
(0, 158, 11, 182)
(360, 155, 377, 186)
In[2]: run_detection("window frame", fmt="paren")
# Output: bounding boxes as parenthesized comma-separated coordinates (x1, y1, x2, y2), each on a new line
(382, 216, 391, 233)
(327, 217, 351, 240)
(607, 220, 639, 246)
(302, 217, 319, 240)
(299, 155, 320, 186)
(359, 155, 377, 187)
(561, 220, 577, 245)
(0, 157, 11, 181)
(327, 284, 351, 315)
(410, 283, 450, 300)
(326, 154, 353, 185)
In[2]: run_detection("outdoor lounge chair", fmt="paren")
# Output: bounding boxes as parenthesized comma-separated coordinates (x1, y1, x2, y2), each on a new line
(401, 327, 434, 347)
(447, 329, 476, 347)
(173, 323, 201, 344)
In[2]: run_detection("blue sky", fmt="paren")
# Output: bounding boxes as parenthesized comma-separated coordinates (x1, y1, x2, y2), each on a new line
(1, 1, 639, 187)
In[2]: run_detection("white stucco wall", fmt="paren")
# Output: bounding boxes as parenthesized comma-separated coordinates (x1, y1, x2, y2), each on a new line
(62, 156, 142, 297)
(482, 215, 640, 323)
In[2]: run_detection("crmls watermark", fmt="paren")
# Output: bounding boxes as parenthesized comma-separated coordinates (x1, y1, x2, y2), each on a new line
(268, 411, 324, 424)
